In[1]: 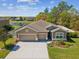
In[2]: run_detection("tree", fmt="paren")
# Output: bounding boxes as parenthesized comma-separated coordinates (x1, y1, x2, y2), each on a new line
(46, 13, 53, 23)
(44, 8, 49, 14)
(58, 11, 71, 28)
(3, 25, 14, 46)
(35, 8, 49, 21)
(50, 7, 59, 24)
(48, 1, 72, 24)
(71, 16, 79, 30)
(3, 25, 14, 32)
(36, 1, 79, 31)
(58, 1, 72, 12)
(35, 12, 48, 21)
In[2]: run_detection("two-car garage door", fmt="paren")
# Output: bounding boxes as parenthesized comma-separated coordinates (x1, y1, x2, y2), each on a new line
(18, 33, 47, 41)
(19, 34, 36, 41)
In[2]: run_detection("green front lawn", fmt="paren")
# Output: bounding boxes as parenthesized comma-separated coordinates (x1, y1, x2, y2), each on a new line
(48, 38, 79, 59)
(0, 38, 16, 58)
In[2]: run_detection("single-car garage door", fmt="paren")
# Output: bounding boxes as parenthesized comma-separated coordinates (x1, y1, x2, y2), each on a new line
(19, 34, 37, 41)
(38, 33, 47, 40)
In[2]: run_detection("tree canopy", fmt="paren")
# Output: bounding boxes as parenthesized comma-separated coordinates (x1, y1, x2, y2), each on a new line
(35, 1, 79, 31)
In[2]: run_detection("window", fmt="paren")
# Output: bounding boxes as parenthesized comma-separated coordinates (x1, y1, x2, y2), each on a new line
(55, 32, 64, 39)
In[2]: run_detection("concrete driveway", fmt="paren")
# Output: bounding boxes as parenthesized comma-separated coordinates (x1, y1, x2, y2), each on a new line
(5, 42, 49, 59)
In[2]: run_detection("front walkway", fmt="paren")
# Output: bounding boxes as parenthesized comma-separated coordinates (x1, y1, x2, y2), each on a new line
(5, 42, 49, 59)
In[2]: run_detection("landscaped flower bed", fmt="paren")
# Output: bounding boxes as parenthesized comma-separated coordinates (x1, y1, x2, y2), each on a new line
(48, 40, 73, 48)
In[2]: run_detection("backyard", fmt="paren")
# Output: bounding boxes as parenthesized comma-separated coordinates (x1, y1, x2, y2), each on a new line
(48, 38, 79, 59)
(0, 38, 16, 58)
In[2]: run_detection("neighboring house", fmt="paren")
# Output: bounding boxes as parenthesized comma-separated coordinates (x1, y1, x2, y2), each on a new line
(9, 17, 35, 21)
(15, 20, 74, 41)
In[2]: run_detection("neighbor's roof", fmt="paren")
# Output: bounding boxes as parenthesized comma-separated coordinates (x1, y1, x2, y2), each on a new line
(0, 17, 9, 21)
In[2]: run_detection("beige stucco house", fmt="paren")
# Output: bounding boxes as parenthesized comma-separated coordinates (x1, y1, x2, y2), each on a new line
(15, 20, 74, 41)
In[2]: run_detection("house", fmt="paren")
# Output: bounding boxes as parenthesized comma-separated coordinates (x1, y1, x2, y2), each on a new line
(15, 20, 74, 41)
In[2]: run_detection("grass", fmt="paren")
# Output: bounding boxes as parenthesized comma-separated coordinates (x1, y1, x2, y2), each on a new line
(0, 38, 16, 58)
(10, 20, 33, 24)
(48, 38, 79, 59)
(10, 20, 34, 29)
(0, 41, 4, 48)
(13, 26, 21, 29)
(0, 49, 10, 58)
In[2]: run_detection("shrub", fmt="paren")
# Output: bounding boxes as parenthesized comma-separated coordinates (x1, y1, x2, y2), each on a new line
(69, 32, 79, 38)
(59, 41, 65, 45)
(51, 40, 66, 47)
(49, 40, 73, 48)
(5, 44, 15, 50)
(8, 34, 13, 38)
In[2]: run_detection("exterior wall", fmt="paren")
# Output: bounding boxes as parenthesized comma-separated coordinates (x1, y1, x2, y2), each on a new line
(37, 32, 48, 40)
(17, 28, 36, 34)
(52, 29, 67, 40)
(16, 28, 37, 41)
(16, 28, 48, 41)
(19, 34, 37, 41)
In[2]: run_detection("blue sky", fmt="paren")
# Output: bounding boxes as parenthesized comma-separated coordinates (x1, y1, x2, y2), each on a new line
(0, 0, 79, 16)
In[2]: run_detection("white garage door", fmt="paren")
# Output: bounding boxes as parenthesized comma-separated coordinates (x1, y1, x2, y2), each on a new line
(19, 34, 36, 41)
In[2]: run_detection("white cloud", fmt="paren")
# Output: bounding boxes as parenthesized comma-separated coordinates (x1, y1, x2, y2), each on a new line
(7, 3, 14, 9)
(16, 5, 29, 10)
(50, 1, 54, 4)
(17, 0, 39, 6)
(50, 0, 55, 4)
(7, 6, 14, 9)
(2, 3, 7, 6)
(17, 0, 39, 3)
(29, 2, 37, 5)
(16, 5, 37, 11)
(9, 3, 14, 6)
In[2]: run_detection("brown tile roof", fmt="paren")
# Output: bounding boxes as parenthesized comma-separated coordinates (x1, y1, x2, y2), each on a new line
(27, 20, 52, 32)
(15, 20, 52, 32)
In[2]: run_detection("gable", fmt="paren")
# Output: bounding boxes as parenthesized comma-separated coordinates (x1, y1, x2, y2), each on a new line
(17, 28, 36, 34)
(52, 28, 67, 33)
